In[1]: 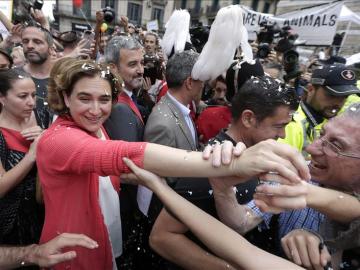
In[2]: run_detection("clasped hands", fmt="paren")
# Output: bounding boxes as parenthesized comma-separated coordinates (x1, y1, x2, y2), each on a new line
(122, 139, 310, 214)
(204, 139, 310, 214)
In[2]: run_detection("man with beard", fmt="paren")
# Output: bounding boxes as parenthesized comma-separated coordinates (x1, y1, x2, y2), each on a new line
(103, 36, 157, 269)
(104, 35, 145, 141)
(21, 23, 54, 115)
(281, 63, 360, 157)
(144, 32, 158, 56)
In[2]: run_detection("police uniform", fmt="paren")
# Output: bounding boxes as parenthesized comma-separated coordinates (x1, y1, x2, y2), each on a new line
(280, 64, 360, 157)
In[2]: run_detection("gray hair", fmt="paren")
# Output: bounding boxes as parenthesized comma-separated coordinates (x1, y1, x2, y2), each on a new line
(104, 36, 142, 67)
(343, 102, 360, 122)
(166, 50, 199, 89)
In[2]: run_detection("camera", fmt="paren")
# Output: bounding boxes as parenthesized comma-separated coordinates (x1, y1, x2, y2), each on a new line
(282, 49, 300, 80)
(102, 6, 115, 23)
(13, 0, 43, 23)
(256, 22, 280, 59)
(143, 54, 163, 85)
(31, 0, 43, 10)
(272, 26, 301, 81)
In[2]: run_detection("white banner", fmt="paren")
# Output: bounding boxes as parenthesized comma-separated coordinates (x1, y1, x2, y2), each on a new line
(241, 2, 343, 46)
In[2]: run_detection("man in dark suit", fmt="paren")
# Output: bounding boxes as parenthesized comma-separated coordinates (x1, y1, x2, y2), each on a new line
(104, 36, 145, 141)
(103, 36, 158, 269)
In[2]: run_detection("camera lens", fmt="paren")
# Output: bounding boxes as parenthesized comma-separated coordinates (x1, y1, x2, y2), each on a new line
(103, 7, 114, 23)
(257, 43, 270, 59)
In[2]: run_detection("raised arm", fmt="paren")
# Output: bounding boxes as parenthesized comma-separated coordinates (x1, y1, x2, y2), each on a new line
(0, 10, 13, 31)
(40, 126, 310, 184)
(150, 208, 236, 270)
(210, 178, 262, 235)
(143, 139, 310, 182)
(0, 135, 40, 198)
(254, 182, 360, 223)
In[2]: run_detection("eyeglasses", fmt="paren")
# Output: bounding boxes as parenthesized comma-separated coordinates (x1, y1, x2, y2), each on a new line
(317, 137, 360, 159)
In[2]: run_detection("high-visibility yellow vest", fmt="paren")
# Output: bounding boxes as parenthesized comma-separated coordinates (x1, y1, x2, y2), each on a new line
(279, 94, 360, 158)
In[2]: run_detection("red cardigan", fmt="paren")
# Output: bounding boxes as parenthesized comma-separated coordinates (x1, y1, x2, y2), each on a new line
(37, 116, 146, 270)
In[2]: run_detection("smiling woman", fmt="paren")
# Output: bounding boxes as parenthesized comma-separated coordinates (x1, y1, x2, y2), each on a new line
(0, 69, 47, 255)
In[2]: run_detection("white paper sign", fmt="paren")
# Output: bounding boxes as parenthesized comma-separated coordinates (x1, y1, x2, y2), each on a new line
(147, 20, 159, 31)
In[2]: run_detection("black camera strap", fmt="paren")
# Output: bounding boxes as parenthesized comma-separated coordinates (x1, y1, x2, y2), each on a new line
(300, 101, 322, 138)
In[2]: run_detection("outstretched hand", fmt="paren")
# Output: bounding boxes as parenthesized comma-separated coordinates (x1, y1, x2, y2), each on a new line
(202, 141, 246, 167)
(31, 233, 98, 267)
(233, 140, 310, 185)
(281, 229, 331, 270)
(253, 180, 308, 214)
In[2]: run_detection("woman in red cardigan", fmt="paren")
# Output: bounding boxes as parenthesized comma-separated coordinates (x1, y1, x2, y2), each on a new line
(37, 58, 310, 270)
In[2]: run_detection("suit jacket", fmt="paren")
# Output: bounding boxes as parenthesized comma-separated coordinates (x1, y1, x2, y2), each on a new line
(104, 103, 144, 218)
(144, 94, 205, 221)
(104, 103, 144, 142)
(144, 94, 198, 151)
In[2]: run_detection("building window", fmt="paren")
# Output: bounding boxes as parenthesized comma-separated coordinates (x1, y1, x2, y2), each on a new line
(102, 0, 115, 8)
(194, 0, 201, 13)
(73, 0, 91, 17)
(181, 0, 187, 9)
(128, 2, 142, 25)
(233, 0, 240, 4)
(212, 0, 219, 8)
(263, 2, 270, 13)
(152, 7, 164, 26)
(251, 0, 259, 11)
(101, 0, 117, 22)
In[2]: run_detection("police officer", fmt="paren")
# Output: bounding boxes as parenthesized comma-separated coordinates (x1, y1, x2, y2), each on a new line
(281, 63, 360, 157)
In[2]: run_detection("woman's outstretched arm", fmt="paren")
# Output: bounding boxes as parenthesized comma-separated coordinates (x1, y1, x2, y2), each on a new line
(121, 158, 305, 270)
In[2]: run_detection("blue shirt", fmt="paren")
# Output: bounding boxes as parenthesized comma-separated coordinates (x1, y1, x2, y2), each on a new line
(247, 181, 325, 240)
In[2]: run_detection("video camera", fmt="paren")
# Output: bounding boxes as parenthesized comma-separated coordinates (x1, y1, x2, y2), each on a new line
(102, 6, 115, 23)
(143, 54, 163, 85)
(256, 21, 280, 59)
(13, 0, 44, 24)
(274, 26, 302, 81)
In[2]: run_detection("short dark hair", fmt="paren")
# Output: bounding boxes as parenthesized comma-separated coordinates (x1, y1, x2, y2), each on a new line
(231, 75, 299, 122)
(215, 75, 226, 84)
(166, 51, 199, 89)
(22, 22, 54, 46)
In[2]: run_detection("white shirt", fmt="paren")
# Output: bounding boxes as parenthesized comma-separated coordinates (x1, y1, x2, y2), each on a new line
(123, 88, 133, 98)
(166, 92, 196, 144)
(98, 130, 122, 270)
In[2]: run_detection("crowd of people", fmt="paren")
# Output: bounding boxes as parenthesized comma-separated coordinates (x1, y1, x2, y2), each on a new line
(0, 3, 359, 270)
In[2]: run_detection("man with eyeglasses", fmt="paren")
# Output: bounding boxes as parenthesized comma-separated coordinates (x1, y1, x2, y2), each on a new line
(280, 63, 360, 158)
(214, 103, 360, 269)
